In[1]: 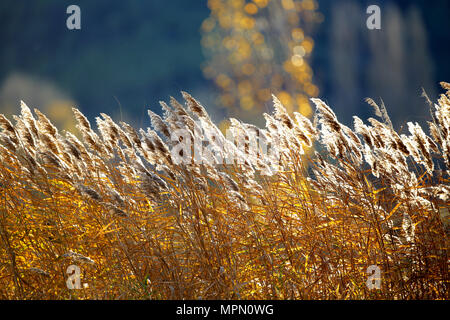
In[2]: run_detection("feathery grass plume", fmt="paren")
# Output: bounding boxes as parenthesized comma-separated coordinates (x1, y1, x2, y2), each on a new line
(341, 124, 363, 161)
(108, 188, 126, 207)
(367, 118, 390, 142)
(365, 97, 383, 118)
(228, 118, 259, 162)
(85, 129, 106, 157)
(169, 96, 189, 118)
(341, 123, 361, 149)
(263, 112, 279, 133)
(72, 108, 107, 158)
(72, 107, 92, 131)
(312, 98, 356, 159)
(21, 151, 39, 174)
(353, 116, 374, 149)
(435, 101, 450, 132)
(147, 129, 173, 166)
(158, 101, 180, 132)
(40, 151, 63, 170)
(34, 108, 58, 138)
(96, 113, 133, 154)
(77, 184, 102, 201)
(428, 121, 443, 146)
(422, 88, 434, 110)
(40, 132, 61, 155)
(96, 117, 116, 154)
(273, 95, 295, 129)
(120, 121, 143, 151)
(388, 127, 410, 156)
(62, 137, 82, 161)
(182, 91, 210, 121)
(407, 122, 434, 172)
(402, 133, 422, 162)
(65, 131, 91, 162)
(365, 97, 393, 129)
(20, 101, 39, 138)
(320, 126, 339, 158)
(0, 114, 18, 144)
(440, 81, 450, 97)
(242, 122, 270, 142)
(100, 113, 121, 142)
(28, 267, 50, 278)
(366, 118, 388, 149)
(294, 112, 317, 139)
(0, 133, 17, 153)
(112, 122, 135, 151)
(13, 116, 36, 151)
(0, 132, 17, 153)
(138, 128, 156, 164)
(140, 170, 168, 200)
(219, 171, 240, 192)
(148, 110, 171, 140)
(426, 135, 440, 154)
(61, 251, 96, 265)
(104, 203, 128, 217)
(311, 98, 341, 133)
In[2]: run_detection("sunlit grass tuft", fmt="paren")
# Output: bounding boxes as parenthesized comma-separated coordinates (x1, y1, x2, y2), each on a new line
(0, 84, 448, 299)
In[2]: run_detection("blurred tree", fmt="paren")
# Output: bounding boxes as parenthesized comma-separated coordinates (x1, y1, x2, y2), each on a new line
(201, 0, 322, 126)
(367, 3, 436, 129)
(329, 0, 361, 119)
(326, 0, 436, 129)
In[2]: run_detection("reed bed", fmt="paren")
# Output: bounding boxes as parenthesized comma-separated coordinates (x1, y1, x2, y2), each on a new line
(0, 83, 448, 299)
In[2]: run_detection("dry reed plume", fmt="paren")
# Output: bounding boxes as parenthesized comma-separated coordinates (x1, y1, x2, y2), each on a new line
(0, 83, 448, 299)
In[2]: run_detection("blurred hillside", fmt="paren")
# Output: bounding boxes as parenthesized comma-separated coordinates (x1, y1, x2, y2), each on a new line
(0, 0, 211, 126)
